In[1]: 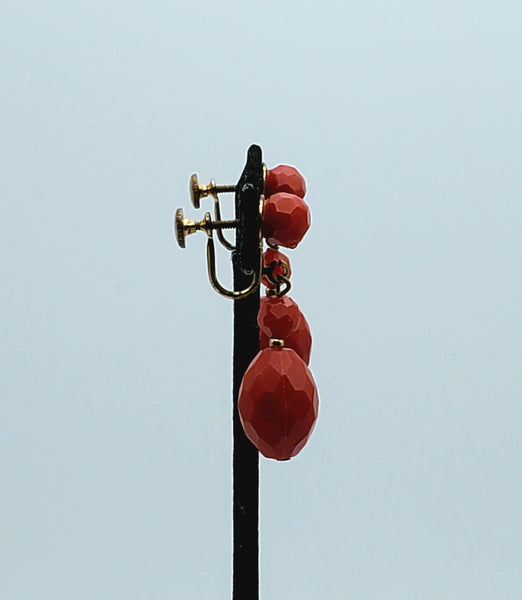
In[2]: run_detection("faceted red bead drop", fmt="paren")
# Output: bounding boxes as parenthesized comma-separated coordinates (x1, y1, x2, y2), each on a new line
(262, 192, 310, 249)
(260, 315, 312, 365)
(258, 296, 301, 338)
(238, 347, 319, 460)
(258, 296, 312, 364)
(265, 165, 307, 199)
(261, 248, 292, 289)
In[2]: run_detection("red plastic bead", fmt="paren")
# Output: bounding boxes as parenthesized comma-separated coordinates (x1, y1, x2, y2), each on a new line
(258, 296, 301, 338)
(238, 347, 319, 460)
(263, 192, 311, 249)
(265, 165, 307, 199)
(258, 296, 312, 364)
(260, 314, 312, 365)
(261, 248, 292, 289)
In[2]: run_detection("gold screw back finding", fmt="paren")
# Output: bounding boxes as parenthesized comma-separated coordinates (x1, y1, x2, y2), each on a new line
(175, 208, 195, 248)
(190, 174, 236, 209)
(175, 207, 238, 248)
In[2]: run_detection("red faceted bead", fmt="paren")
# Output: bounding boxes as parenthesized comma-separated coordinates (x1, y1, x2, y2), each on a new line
(265, 165, 307, 199)
(258, 296, 312, 364)
(238, 347, 319, 460)
(262, 192, 311, 249)
(258, 296, 301, 338)
(259, 316, 312, 365)
(261, 248, 292, 289)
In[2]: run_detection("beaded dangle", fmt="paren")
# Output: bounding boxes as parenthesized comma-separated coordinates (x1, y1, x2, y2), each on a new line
(238, 164, 319, 461)
(174, 146, 319, 600)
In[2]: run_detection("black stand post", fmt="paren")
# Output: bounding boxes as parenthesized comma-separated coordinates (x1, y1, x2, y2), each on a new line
(232, 145, 263, 599)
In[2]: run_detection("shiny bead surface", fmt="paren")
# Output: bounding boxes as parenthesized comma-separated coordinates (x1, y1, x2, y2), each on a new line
(258, 296, 301, 338)
(258, 296, 312, 364)
(238, 347, 319, 460)
(260, 315, 312, 365)
(265, 165, 307, 199)
(262, 192, 310, 249)
(261, 248, 291, 289)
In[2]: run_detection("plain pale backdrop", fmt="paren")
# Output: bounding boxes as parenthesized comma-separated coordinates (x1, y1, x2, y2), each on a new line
(1, 1, 521, 598)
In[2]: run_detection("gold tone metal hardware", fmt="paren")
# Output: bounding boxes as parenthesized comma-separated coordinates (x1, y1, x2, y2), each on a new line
(190, 173, 237, 249)
(264, 257, 291, 298)
(175, 208, 238, 249)
(265, 277, 291, 298)
(190, 174, 236, 209)
(177, 156, 266, 300)
(206, 198, 264, 299)
(213, 196, 235, 251)
(263, 258, 290, 285)
(176, 199, 264, 299)
(268, 338, 285, 348)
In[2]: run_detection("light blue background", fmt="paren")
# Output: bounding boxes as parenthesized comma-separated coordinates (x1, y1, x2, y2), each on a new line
(1, 1, 521, 598)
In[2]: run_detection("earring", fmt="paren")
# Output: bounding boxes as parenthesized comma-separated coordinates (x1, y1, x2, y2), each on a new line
(238, 165, 319, 461)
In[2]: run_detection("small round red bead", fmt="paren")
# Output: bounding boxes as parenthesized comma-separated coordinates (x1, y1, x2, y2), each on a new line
(262, 192, 310, 249)
(238, 346, 319, 460)
(261, 248, 291, 289)
(265, 165, 307, 199)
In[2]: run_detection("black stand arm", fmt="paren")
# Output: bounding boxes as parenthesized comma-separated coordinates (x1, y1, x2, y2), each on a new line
(232, 145, 263, 599)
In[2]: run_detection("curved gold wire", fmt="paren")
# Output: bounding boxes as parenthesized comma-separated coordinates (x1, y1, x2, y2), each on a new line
(213, 195, 235, 251)
(265, 277, 291, 297)
(206, 199, 264, 299)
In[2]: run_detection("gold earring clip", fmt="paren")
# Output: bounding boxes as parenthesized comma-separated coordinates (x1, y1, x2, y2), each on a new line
(175, 208, 237, 248)
(176, 152, 265, 300)
(190, 174, 236, 209)
(175, 203, 263, 299)
(190, 174, 238, 250)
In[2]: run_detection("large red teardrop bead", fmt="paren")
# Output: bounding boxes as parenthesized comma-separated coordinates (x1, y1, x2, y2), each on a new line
(238, 347, 319, 460)
(265, 165, 307, 199)
(262, 192, 311, 249)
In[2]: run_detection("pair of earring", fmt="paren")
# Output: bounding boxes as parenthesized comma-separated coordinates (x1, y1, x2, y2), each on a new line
(238, 165, 319, 461)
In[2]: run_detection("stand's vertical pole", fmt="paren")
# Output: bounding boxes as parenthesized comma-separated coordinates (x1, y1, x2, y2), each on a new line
(232, 145, 262, 599)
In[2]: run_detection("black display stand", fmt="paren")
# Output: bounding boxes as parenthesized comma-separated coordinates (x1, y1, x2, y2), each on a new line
(232, 145, 263, 599)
